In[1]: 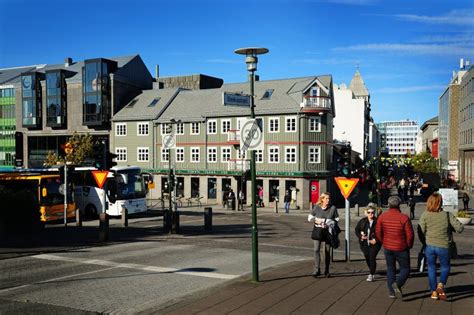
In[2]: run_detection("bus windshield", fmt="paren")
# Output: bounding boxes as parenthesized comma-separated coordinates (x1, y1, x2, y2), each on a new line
(115, 169, 146, 200)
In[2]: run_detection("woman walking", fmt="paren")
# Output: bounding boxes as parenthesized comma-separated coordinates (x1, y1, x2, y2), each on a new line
(419, 193, 464, 301)
(355, 203, 381, 282)
(308, 192, 339, 278)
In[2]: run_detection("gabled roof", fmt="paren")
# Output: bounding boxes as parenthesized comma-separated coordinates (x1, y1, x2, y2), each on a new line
(111, 88, 181, 122)
(420, 116, 438, 131)
(0, 65, 43, 86)
(349, 70, 369, 97)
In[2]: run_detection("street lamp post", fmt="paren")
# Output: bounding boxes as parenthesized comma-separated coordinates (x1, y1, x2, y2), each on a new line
(234, 47, 269, 282)
(166, 119, 181, 234)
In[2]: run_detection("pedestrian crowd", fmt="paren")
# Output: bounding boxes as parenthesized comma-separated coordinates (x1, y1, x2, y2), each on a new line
(308, 191, 465, 301)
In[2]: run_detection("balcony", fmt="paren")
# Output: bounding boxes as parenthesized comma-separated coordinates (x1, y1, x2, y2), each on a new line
(301, 96, 332, 114)
(228, 158, 250, 172)
(227, 129, 240, 145)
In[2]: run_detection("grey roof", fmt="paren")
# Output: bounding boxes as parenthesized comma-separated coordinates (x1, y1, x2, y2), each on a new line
(112, 88, 181, 122)
(349, 70, 369, 97)
(420, 116, 438, 130)
(155, 75, 333, 123)
(0, 65, 42, 86)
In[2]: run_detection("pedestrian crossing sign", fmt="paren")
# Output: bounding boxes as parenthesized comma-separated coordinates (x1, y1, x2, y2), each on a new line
(334, 177, 359, 200)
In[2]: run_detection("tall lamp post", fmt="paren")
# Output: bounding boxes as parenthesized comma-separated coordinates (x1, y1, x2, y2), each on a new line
(166, 118, 181, 234)
(234, 47, 269, 282)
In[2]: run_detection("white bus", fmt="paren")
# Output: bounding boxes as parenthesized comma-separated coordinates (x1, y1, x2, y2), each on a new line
(73, 166, 148, 217)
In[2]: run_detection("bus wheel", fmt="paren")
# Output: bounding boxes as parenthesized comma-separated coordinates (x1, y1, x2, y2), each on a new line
(85, 205, 97, 219)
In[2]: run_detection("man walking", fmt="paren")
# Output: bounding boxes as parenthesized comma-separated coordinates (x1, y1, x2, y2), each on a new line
(376, 196, 414, 300)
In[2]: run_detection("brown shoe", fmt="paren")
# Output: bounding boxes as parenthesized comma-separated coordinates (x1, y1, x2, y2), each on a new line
(436, 283, 447, 301)
(431, 291, 438, 300)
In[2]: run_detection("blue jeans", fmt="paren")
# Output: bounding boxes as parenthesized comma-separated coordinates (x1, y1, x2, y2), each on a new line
(384, 249, 410, 294)
(284, 202, 290, 213)
(425, 245, 450, 292)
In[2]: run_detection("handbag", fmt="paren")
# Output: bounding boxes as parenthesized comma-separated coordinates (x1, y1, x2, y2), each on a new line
(417, 248, 426, 272)
(449, 241, 458, 259)
(311, 225, 324, 240)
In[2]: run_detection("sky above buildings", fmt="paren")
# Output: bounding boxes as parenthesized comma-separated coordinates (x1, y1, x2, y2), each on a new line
(0, 0, 473, 125)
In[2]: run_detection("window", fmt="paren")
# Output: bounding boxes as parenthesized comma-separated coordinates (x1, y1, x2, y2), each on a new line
(137, 147, 149, 162)
(176, 147, 184, 162)
(207, 147, 217, 163)
(268, 146, 280, 163)
(237, 149, 246, 159)
(261, 89, 274, 100)
(161, 123, 171, 135)
(176, 123, 184, 135)
(161, 148, 169, 162)
(137, 122, 149, 136)
(285, 116, 297, 132)
(308, 146, 321, 163)
(256, 149, 263, 163)
(191, 122, 200, 135)
(148, 98, 160, 107)
(116, 147, 127, 162)
(116, 123, 127, 136)
(207, 120, 217, 134)
(221, 119, 231, 133)
(285, 146, 297, 163)
(269, 117, 279, 133)
(309, 117, 321, 132)
(221, 147, 231, 162)
(190, 147, 200, 162)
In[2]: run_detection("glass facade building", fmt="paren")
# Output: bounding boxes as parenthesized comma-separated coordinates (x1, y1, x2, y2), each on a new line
(0, 87, 16, 167)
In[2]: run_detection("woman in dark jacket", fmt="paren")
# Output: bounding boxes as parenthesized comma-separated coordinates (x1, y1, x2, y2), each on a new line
(355, 203, 381, 282)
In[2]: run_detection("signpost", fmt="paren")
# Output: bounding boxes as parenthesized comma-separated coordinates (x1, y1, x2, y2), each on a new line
(92, 170, 109, 189)
(334, 176, 359, 261)
(223, 92, 251, 107)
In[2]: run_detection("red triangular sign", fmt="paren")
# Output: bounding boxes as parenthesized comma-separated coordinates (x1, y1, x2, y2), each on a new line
(334, 177, 359, 200)
(92, 170, 109, 189)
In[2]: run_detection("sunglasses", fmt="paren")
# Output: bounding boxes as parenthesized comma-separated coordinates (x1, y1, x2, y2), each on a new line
(367, 211, 375, 214)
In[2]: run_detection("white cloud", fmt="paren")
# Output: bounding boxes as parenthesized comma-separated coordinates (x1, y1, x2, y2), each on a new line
(394, 9, 474, 26)
(333, 43, 473, 56)
(413, 32, 474, 44)
(373, 85, 445, 93)
(291, 57, 359, 65)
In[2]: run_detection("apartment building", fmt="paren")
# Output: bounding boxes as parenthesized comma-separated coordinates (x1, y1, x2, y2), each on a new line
(459, 65, 473, 190)
(112, 75, 335, 209)
(376, 120, 420, 156)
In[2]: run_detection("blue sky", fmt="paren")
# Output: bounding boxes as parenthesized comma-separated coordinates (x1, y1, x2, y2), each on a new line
(1, 0, 473, 124)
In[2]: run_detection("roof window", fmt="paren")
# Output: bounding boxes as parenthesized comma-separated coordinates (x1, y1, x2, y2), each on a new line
(261, 89, 274, 100)
(148, 97, 160, 107)
(127, 99, 138, 108)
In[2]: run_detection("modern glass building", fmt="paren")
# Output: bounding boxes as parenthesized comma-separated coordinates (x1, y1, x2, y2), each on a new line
(0, 86, 15, 167)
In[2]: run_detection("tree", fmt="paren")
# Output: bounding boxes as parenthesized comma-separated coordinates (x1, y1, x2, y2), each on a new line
(44, 133, 94, 166)
(412, 151, 439, 174)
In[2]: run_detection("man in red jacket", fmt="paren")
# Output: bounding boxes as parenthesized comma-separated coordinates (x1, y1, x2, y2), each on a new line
(376, 196, 414, 300)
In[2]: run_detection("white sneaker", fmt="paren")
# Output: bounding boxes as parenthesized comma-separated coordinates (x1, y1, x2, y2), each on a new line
(366, 274, 374, 282)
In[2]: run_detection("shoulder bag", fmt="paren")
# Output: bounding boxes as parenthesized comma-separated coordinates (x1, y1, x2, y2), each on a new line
(447, 212, 458, 259)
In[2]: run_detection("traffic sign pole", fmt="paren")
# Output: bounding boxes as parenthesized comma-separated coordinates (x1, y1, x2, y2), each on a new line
(345, 198, 350, 261)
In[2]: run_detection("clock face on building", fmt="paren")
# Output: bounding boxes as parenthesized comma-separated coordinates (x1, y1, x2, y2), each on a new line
(22, 76, 32, 90)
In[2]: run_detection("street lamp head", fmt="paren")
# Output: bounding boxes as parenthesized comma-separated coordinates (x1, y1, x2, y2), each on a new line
(234, 47, 269, 72)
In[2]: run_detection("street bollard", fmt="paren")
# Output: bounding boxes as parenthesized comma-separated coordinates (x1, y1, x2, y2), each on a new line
(171, 211, 180, 234)
(121, 206, 128, 227)
(163, 210, 170, 233)
(204, 207, 212, 231)
(355, 204, 359, 217)
(99, 212, 109, 242)
(76, 209, 82, 227)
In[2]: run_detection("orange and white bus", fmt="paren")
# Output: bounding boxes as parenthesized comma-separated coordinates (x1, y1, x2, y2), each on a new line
(0, 172, 76, 222)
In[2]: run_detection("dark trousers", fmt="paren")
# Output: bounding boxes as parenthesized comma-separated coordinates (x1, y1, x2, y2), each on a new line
(384, 249, 410, 294)
(464, 201, 469, 210)
(360, 243, 381, 275)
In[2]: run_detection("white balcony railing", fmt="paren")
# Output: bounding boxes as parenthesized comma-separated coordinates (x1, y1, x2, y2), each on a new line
(228, 158, 250, 172)
(227, 129, 240, 143)
(303, 96, 332, 109)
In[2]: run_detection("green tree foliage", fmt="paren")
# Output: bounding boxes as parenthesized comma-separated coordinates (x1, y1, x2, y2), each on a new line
(44, 133, 94, 166)
(412, 151, 439, 173)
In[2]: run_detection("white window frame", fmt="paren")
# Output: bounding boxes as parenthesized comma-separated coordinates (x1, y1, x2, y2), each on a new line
(221, 119, 231, 134)
(176, 123, 184, 135)
(190, 122, 200, 135)
(207, 120, 217, 134)
(115, 123, 127, 136)
(190, 147, 200, 163)
(176, 147, 184, 162)
(137, 147, 149, 162)
(309, 117, 321, 132)
(221, 147, 231, 162)
(137, 122, 149, 136)
(256, 149, 263, 163)
(285, 116, 297, 132)
(161, 148, 170, 162)
(308, 146, 321, 164)
(268, 146, 280, 164)
(207, 147, 217, 163)
(115, 147, 127, 162)
(161, 123, 171, 135)
(269, 117, 280, 133)
(285, 146, 297, 163)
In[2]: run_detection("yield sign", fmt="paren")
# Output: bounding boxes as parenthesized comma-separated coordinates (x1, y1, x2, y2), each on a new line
(92, 170, 109, 189)
(334, 177, 359, 200)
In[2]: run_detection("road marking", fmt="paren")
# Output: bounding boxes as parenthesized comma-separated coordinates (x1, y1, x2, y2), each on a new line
(0, 266, 118, 294)
(33, 254, 239, 280)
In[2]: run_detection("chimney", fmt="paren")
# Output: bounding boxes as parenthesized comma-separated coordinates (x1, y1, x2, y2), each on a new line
(155, 65, 159, 80)
(460, 58, 464, 70)
(255, 75, 260, 81)
(65, 57, 73, 67)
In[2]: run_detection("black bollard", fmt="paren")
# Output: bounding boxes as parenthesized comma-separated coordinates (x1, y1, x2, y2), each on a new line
(99, 212, 109, 242)
(204, 207, 212, 231)
(121, 206, 128, 227)
(163, 210, 170, 233)
(172, 211, 180, 234)
(76, 209, 82, 227)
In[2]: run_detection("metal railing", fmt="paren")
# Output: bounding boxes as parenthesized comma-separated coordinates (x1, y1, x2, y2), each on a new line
(303, 96, 331, 109)
(228, 158, 250, 171)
